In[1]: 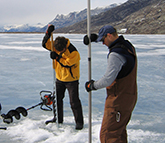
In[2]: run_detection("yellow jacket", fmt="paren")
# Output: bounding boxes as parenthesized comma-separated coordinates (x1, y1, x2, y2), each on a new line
(45, 38, 80, 82)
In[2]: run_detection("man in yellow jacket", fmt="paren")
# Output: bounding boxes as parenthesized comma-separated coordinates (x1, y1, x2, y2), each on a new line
(42, 25, 84, 130)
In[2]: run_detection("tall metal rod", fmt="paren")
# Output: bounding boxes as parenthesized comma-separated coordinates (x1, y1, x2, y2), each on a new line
(87, 0, 92, 142)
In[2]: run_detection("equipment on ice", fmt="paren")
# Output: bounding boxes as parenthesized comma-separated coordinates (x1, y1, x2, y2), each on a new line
(0, 90, 56, 125)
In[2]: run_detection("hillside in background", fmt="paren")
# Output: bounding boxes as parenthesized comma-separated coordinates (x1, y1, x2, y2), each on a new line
(54, 0, 165, 34)
(1, 0, 164, 34)
(40, 4, 117, 32)
(0, 4, 117, 33)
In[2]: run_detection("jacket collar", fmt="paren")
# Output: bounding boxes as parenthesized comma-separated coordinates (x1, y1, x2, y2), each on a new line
(108, 35, 125, 49)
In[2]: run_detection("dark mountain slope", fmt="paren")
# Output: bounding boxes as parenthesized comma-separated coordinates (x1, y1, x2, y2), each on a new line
(54, 0, 165, 34)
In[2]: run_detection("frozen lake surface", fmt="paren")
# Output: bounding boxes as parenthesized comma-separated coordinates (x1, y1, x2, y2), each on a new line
(0, 33, 165, 143)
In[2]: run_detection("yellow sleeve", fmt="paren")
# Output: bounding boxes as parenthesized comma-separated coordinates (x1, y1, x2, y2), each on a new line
(59, 51, 80, 67)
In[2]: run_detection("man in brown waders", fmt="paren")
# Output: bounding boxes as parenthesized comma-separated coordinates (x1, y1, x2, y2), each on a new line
(85, 25, 137, 143)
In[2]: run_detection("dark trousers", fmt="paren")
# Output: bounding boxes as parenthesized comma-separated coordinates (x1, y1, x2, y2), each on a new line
(56, 79, 84, 125)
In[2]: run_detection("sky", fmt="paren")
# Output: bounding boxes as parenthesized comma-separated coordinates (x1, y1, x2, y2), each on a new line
(0, 0, 128, 27)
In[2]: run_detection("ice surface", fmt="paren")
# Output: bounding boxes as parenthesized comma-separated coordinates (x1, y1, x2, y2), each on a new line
(0, 34, 165, 143)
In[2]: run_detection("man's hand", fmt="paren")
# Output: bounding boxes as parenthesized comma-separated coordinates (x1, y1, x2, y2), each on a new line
(46, 24, 55, 37)
(50, 51, 61, 61)
(83, 33, 98, 45)
(42, 25, 55, 49)
(85, 80, 96, 92)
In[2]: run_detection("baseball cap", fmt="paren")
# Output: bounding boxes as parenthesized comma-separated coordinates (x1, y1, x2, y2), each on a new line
(96, 25, 116, 42)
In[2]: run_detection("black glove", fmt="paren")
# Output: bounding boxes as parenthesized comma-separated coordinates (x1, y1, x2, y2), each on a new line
(85, 80, 96, 92)
(83, 33, 98, 45)
(50, 51, 61, 61)
(46, 24, 55, 37)
(42, 25, 55, 49)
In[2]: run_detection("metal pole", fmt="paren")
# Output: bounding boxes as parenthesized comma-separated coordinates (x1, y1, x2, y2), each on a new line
(87, 0, 92, 142)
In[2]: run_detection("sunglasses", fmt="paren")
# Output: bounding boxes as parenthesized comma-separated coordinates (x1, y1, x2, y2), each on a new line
(101, 34, 107, 43)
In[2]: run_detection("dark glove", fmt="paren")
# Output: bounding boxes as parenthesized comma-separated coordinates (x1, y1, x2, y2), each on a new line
(42, 25, 55, 49)
(85, 80, 96, 92)
(83, 33, 98, 45)
(46, 24, 55, 37)
(50, 51, 61, 61)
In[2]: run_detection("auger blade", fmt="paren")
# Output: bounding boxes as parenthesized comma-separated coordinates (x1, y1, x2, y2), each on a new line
(15, 106, 28, 117)
(1, 114, 13, 124)
(7, 110, 20, 120)
(45, 117, 56, 125)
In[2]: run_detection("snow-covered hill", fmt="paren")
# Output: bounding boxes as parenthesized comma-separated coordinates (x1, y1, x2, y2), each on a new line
(0, 4, 117, 32)
(1, 23, 44, 32)
(47, 4, 117, 29)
